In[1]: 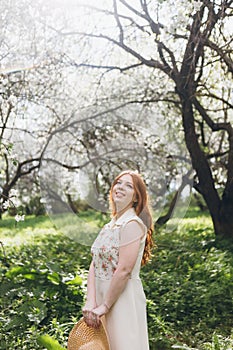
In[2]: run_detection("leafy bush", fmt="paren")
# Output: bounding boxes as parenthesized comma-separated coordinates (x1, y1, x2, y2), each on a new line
(142, 218, 233, 349)
(0, 227, 90, 349)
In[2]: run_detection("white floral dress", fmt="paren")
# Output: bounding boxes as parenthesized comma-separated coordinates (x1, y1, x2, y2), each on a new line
(91, 208, 150, 350)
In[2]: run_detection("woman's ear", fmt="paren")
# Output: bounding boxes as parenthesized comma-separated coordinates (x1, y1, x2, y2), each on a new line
(132, 195, 138, 207)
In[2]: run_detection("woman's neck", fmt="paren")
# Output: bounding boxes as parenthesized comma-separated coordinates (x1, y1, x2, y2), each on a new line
(115, 203, 133, 220)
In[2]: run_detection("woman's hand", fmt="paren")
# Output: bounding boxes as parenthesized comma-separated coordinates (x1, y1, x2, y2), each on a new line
(91, 303, 109, 327)
(92, 303, 109, 318)
(82, 301, 98, 328)
(82, 303, 109, 328)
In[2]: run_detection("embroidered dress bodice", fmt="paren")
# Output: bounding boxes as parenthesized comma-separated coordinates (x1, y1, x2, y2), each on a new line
(90, 207, 150, 350)
(91, 208, 147, 280)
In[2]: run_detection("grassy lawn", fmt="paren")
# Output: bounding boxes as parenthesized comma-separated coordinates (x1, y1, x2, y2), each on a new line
(0, 210, 233, 350)
(0, 215, 56, 246)
(0, 209, 107, 246)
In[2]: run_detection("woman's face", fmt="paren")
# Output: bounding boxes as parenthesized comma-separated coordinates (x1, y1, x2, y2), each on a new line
(112, 174, 135, 211)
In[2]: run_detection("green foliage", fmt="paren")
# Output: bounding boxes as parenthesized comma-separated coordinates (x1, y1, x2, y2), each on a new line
(0, 213, 233, 349)
(25, 196, 47, 216)
(201, 333, 233, 350)
(0, 217, 90, 349)
(142, 217, 233, 349)
(37, 334, 66, 350)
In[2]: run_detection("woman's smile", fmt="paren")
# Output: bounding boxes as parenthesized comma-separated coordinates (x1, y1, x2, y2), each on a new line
(115, 190, 125, 197)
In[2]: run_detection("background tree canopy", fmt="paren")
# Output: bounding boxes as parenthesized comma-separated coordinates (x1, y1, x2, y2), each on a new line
(1, 2, 233, 349)
(0, 0, 233, 237)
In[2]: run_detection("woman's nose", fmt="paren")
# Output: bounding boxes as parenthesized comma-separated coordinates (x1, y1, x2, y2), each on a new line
(117, 183, 124, 190)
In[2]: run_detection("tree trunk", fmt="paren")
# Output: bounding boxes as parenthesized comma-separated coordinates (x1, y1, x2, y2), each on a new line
(156, 190, 179, 226)
(0, 187, 10, 219)
(66, 193, 79, 214)
(180, 96, 233, 238)
(217, 179, 233, 237)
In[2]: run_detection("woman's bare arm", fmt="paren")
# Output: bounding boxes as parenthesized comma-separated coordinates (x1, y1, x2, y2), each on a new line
(92, 221, 143, 321)
(82, 261, 97, 327)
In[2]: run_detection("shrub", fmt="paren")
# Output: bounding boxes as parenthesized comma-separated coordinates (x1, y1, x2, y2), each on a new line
(0, 232, 90, 349)
(142, 218, 233, 349)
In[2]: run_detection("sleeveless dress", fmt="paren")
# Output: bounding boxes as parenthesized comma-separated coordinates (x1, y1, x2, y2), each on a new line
(91, 207, 150, 350)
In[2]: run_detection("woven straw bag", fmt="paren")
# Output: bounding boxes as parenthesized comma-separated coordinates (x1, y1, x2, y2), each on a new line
(67, 317, 110, 350)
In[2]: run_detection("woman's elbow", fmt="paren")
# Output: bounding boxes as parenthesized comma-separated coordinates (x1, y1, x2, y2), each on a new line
(115, 266, 132, 279)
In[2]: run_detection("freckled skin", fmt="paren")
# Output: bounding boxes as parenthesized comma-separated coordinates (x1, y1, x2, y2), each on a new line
(112, 174, 134, 214)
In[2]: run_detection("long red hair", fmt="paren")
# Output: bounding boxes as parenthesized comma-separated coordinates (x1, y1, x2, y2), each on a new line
(109, 170, 154, 265)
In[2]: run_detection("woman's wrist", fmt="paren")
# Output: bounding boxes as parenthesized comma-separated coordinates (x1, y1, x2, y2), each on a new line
(83, 300, 96, 310)
(103, 302, 110, 312)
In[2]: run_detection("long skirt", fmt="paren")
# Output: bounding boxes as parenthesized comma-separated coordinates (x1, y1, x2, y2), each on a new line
(95, 277, 150, 350)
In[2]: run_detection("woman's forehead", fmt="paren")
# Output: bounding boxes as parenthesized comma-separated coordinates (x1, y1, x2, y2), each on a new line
(118, 173, 133, 183)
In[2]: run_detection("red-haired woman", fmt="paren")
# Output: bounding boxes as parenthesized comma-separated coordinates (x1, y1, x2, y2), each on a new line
(82, 170, 153, 350)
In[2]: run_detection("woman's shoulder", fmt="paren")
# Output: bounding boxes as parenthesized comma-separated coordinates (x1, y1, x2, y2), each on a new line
(116, 208, 145, 229)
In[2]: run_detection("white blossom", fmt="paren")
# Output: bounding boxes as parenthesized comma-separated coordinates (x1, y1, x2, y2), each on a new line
(10, 189, 18, 197)
(40, 197, 47, 203)
(2, 200, 11, 209)
(192, 0, 202, 12)
(7, 95, 18, 105)
(15, 214, 25, 222)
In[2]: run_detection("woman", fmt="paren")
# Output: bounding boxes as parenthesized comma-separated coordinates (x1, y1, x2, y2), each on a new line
(82, 170, 154, 350)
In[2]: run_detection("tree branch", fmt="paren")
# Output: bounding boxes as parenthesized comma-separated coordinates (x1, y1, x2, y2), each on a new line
(66, 4, 152, 36)
(61, 29, 167, 71)
(140, 0, 164, 35)
(198, 91, 233, 110)
(43, 144, 143, 170)
(113, 0, 124, 44)
(156, 169, 193, 226)
(0, 102, 13, 140)
(119, 0, 148, 21)
(66, 58, 144, 72)
(206, 150, 229, 159)
(205, 38, 233, 74)
(192, 97, 233, 135)
(156, 41, 179, 79)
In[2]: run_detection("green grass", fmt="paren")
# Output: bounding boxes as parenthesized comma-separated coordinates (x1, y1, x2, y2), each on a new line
(184, 205, 210, 218)
(0, 215, 57, 247)
(0, 209, 109, 247)
(0, 211, 233, 350)
(143, 214, 233, 349)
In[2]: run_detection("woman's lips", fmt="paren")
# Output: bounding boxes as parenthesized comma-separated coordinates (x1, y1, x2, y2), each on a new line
(115, 191, 125, 197)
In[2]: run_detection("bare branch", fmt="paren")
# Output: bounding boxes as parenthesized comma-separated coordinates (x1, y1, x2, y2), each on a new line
(119, 0, 148, 21)
(113, 0, 124, 44)
(42, 141, 145, 171)
(156, 41, 179, 79)
(205, 38, 233, 74)
(0, 103, 13, 140)
(198, 91, 233, 110)
(60, 4, 152, 36)
(3, 153, 10, 184)
(156, 169, 193, 226)
(193, 97, 233, 135)
(140, 0, 164, 35)
(59, 29, 167, 71)
(66, 58, 144, 73)
(206, 150, 229, 159)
